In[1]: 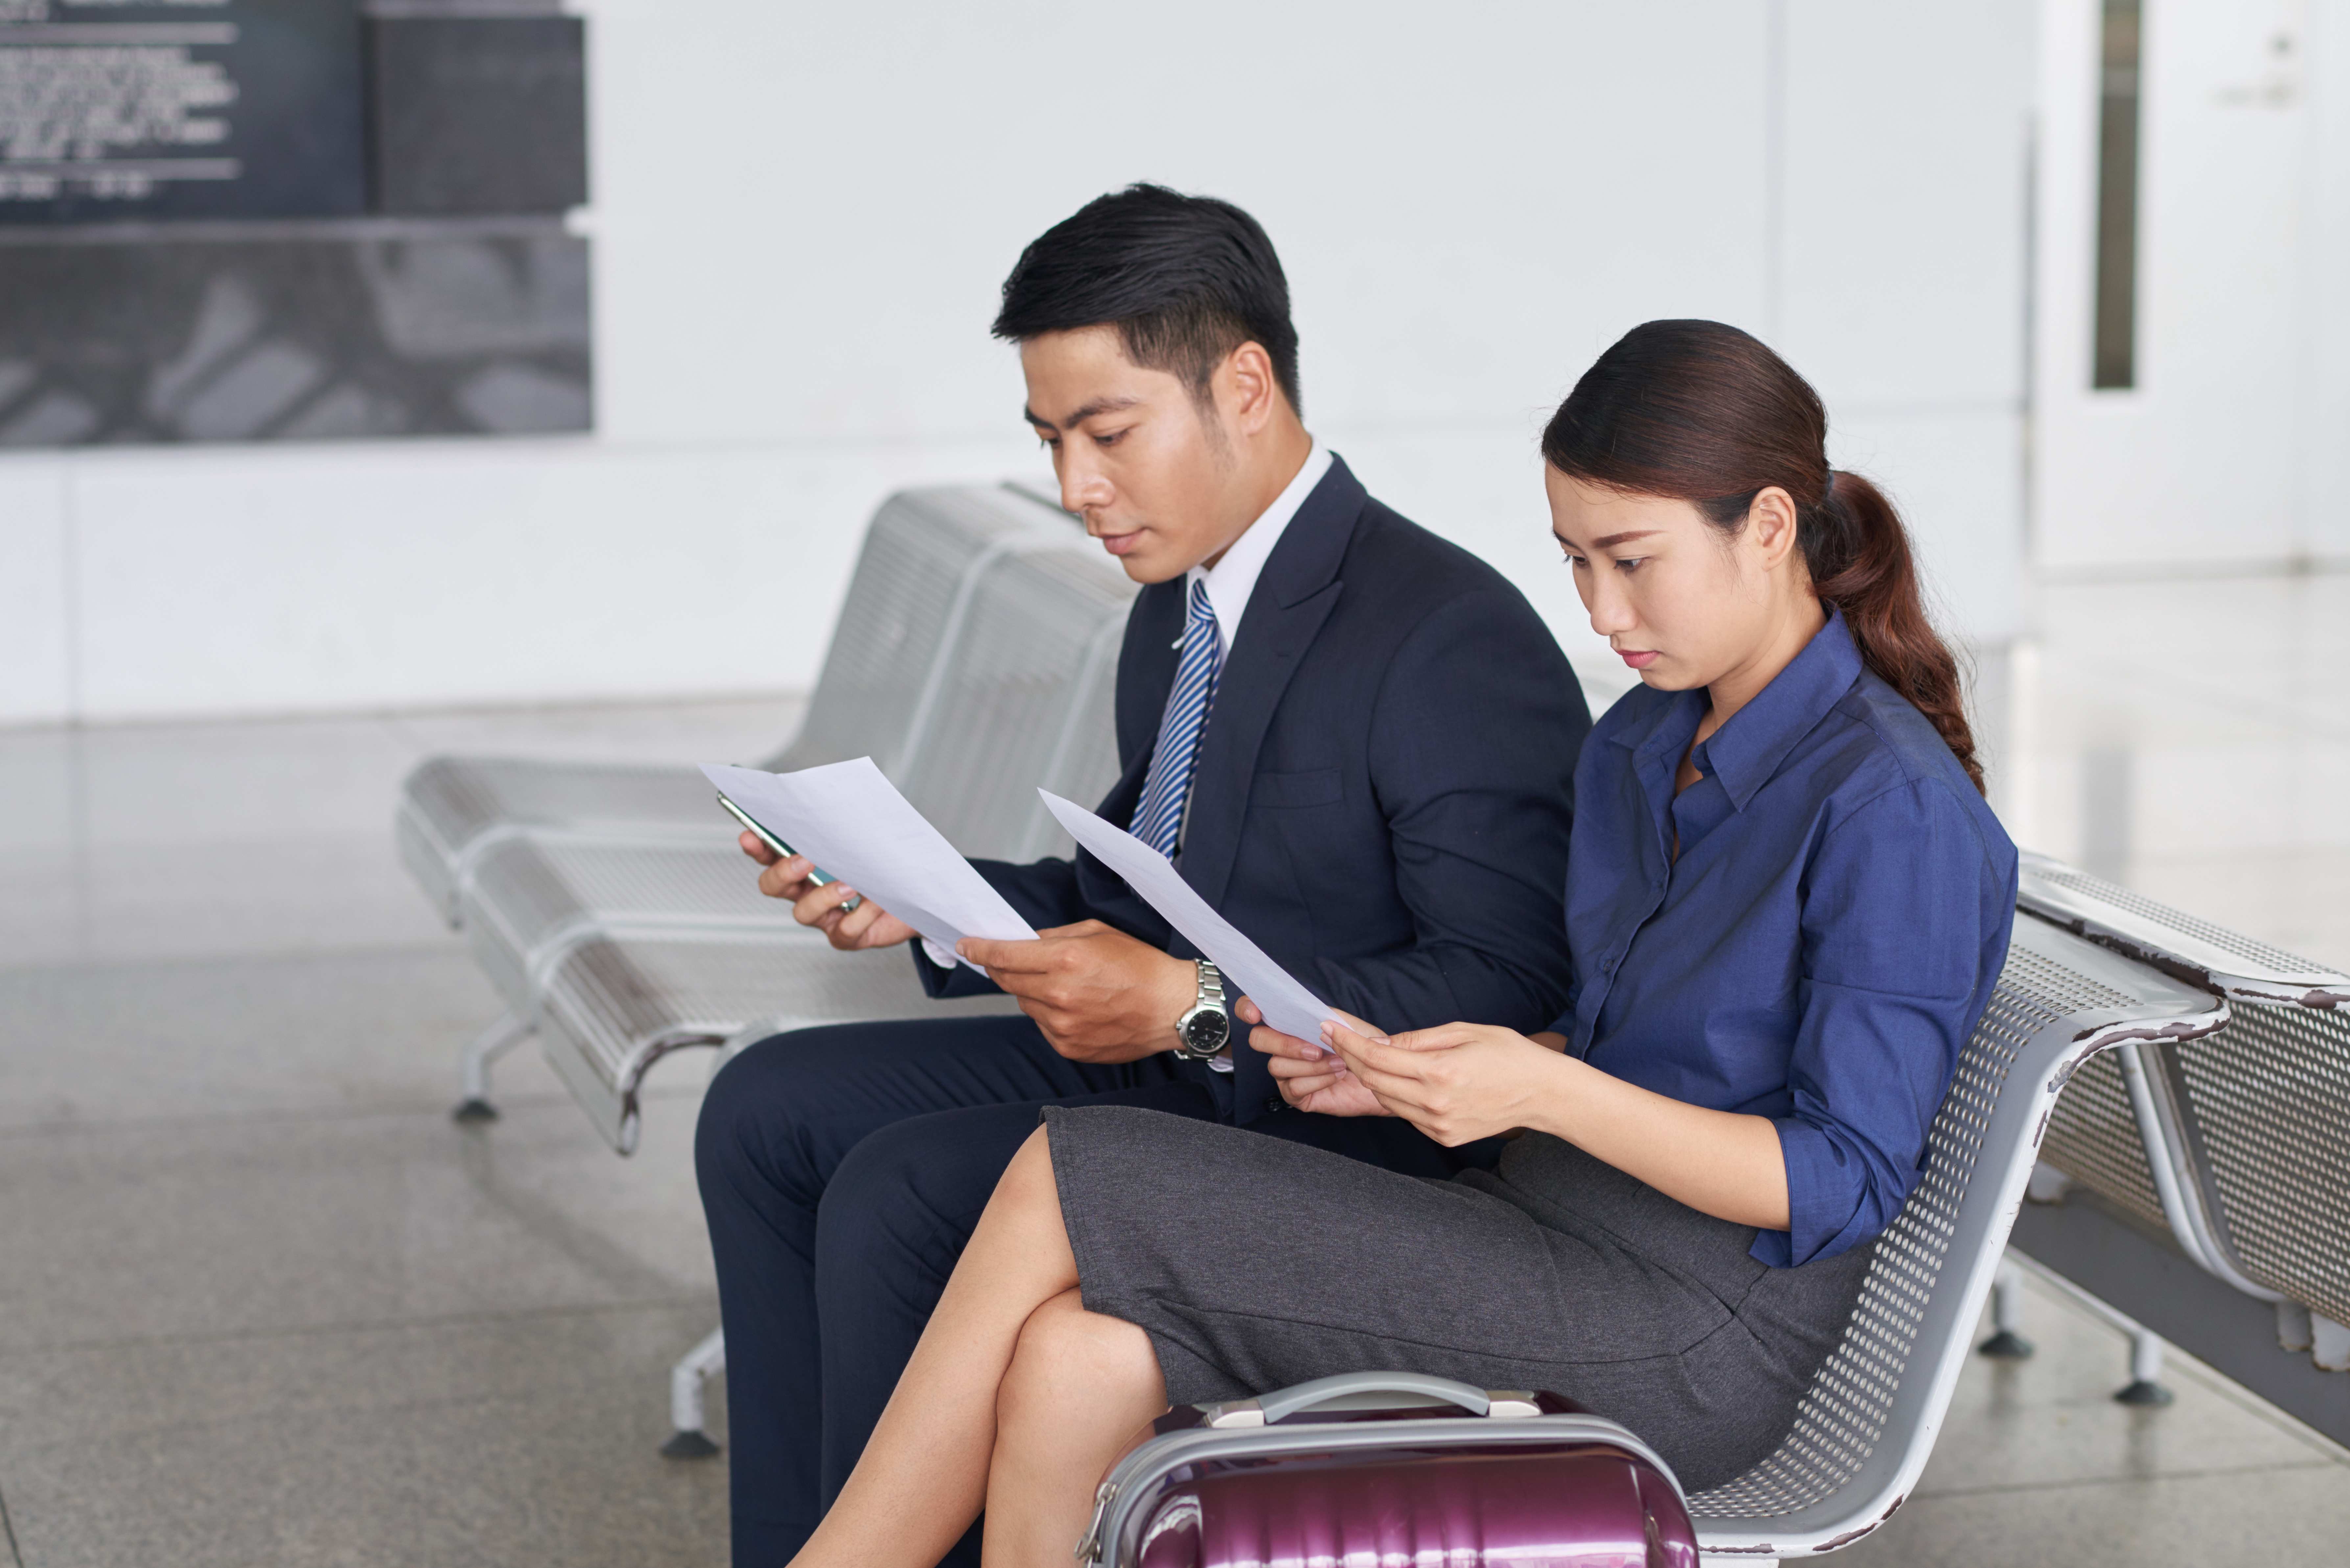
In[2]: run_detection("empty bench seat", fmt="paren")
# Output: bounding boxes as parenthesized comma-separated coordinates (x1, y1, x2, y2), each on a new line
(430, 502, 1136, 1149)
(396, 483, 1082, 926)
(2020, 852, 2350, 1370)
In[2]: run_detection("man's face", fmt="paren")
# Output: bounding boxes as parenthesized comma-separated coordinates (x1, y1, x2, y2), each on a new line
(1020, 326, 1249, 584)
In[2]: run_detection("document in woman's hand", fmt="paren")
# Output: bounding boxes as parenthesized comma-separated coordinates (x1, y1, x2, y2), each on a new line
(1038, 789, 1345, 1047)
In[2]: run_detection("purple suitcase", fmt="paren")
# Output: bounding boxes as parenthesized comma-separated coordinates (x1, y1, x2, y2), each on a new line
(1075, 1373, 1699, 1568)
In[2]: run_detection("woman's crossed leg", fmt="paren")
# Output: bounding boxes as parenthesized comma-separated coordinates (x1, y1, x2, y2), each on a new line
(792, 1127, 1166, 1568)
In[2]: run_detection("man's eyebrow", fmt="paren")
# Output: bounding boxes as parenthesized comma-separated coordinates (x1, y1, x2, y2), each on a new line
(1022, 396, 1142, 430)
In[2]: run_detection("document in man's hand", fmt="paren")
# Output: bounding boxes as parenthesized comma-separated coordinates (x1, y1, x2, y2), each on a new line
(700, 759, 1037, 967)
(1038, 790, 1346, 1047)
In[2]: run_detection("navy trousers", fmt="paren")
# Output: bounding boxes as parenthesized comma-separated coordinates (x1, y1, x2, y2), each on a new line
(694, 1012, 1498, 1568)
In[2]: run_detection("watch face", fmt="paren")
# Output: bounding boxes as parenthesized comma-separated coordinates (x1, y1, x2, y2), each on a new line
(1183, 1008, 1231, 1053)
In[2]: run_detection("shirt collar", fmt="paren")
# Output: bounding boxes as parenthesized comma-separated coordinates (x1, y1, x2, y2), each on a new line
(1607, 605, 1865, 812)
(1701, 607, 1865, 810)
(1186, 441, 1331, 659)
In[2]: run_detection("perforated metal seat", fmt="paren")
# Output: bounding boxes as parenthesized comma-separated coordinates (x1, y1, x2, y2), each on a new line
(395, 483, 1080, 925)
(457, 834, 799, 1019)
(504, 544, 1134, 1453)
(449, 538, 1132, 1017)
(2017, 850, 2350, 1009)
(894, 546, 1132, 864)
(2167, 1005, 2350, 1331)
(452, 534, 1137, 1147)
(1685, 914, 2223, 1561)
(2020, 851, 2350, 1361)
(532, 931, 1024, 1156)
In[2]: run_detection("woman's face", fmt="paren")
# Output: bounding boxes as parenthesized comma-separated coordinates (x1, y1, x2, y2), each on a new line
(1544, 465, 1799, 694)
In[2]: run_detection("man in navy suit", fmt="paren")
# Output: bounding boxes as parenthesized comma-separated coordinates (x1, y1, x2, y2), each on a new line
(697, 185, 1589, 1566)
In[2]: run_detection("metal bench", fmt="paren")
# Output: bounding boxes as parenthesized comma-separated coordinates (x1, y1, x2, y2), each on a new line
(402, 501, 1137, 1461)
(448, 534, 1137, 1150)
(659, 896, 2237, 1511)
(1684, 911, 2224, 1561)
(395, 483, 1079, 928)
(2000, 852, 2350, 1393)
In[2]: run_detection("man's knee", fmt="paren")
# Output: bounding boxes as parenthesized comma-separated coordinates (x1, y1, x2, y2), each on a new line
(817, 1105, 1040, 1296)
(695, 1025, 865, 1206)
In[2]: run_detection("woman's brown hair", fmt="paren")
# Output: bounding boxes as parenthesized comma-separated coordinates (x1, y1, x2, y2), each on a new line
(1541, 319, 1984, 795)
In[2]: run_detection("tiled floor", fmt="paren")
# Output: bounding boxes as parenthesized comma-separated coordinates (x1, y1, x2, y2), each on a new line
(1839, 1266, 2350, 1565)
(0, 696, 800, 1568)
(0, 570, 2344, 1565)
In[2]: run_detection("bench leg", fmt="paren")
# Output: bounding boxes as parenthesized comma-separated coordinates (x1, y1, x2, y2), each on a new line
(2314, 1314, 2350, 1373)
(1978, 1262, 2035, 1359)
(2115, 1327, 2174, 1406)
(2276, 1300, 2313, 1352)
(452, 1012, 532, 1124)
(661, 1326, 726, 1459)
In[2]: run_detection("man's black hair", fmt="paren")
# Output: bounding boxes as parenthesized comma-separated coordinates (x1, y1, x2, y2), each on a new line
(993, 184, 1302, 416)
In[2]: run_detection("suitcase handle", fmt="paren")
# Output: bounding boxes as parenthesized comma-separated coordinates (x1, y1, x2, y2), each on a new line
(1208, 1372, 1535, 1428)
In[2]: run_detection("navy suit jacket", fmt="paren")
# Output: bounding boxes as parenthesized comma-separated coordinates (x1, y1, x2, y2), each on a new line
(918, 455, 1589, 1127)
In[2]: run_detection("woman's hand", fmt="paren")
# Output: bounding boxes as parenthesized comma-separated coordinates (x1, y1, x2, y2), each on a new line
(1240, 998, 1390, 1118)
(1321, 1019, 1568, 1147)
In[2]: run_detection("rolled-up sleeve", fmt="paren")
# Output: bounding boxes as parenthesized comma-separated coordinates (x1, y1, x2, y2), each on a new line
(1757, 778, 1993, 1266)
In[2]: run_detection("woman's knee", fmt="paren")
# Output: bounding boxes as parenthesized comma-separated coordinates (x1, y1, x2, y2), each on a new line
(998, 1289, 1162, 1421)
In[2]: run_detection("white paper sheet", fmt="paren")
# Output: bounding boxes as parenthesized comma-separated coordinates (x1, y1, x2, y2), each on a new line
(1038, 790, 1344, 1045)
(701, 759, 1037, 965)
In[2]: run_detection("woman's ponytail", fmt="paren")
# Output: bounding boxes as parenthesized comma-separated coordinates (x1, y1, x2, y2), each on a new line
(1541, 319, 1987, 797)
(1806, 472, 1983, 795)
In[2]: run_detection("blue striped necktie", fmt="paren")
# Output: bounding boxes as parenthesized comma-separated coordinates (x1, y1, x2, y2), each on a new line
(1130, 576, 1222, 857)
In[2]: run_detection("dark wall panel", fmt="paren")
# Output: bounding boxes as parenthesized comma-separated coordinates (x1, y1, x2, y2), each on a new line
(368, 16, 586, 215)
(0, 229, 591, 443)
(0, 0, 368, 224)
(0, 2, 592, 445)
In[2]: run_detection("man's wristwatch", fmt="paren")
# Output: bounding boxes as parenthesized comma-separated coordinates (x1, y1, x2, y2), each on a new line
(1171, 960, 1231, 1061)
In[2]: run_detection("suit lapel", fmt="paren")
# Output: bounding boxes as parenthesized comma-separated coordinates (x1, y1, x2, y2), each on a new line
(1179, 457, 1365, 908)
(1088, 579, 1184, 827)
(1118, 580, 1186, 765)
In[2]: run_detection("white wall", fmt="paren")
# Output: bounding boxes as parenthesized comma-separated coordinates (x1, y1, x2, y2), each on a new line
(2033, 0, 2350, 570)
(0, 0, 2037, 727)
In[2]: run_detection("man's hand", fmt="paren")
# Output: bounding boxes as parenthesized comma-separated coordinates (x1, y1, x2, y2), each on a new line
(739, 830, 917, 952)
(1321, 1019, 1571, 1146)
(1245, 998, 1390, 1117)
(956, 921, 1197, 1063)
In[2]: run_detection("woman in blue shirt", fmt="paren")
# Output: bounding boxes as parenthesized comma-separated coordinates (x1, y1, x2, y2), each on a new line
(782, 321, 2019, 1568)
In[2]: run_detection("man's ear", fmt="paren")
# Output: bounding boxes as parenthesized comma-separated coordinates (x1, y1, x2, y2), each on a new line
(1218, 341, 1279, 439)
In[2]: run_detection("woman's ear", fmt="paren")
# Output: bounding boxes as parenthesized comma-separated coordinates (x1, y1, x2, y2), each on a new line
(1747, 486, 1802, 574)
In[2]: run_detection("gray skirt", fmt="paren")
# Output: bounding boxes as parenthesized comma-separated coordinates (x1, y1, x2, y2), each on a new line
(1043, 1105, 1870, 1493)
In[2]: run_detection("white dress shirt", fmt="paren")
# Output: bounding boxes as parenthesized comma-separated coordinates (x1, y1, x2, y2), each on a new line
(1188, 440, 1332, 661)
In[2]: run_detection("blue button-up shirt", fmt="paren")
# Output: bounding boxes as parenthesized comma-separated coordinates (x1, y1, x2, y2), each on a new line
(1550, 609, 2017, 1266)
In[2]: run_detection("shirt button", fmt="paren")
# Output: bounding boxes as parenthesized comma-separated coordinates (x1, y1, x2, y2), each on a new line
(1601, 956, 1616, 974)
(1263, 1097, 1286, 1114)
